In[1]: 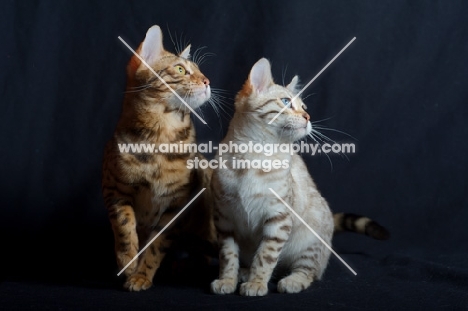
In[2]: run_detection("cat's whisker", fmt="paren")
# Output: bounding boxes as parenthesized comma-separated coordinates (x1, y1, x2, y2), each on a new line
(311, 129, 336, 144)
(126, 82, 155, 92)
(311, 117, 356, 161)
(312, 130, 348, 161)
(211, 99, 234, 114)
(281, 64, 289, 86)
(211, 94, 234, 112)
(210, 89, 235, 117)
(301, 92, 317, 101)
(206, 98, 225, 134)
(210, 88, 234, 96)
(323, 148, 334, 171)
(312, 128, 350, 161)
(191, 46, 216, 66)
(177, 32, 186, 56)
(311, 117, 335, 124)
(307, 133, 321, 145)
(196, 52, 216, 66)
(124, 85, 153, 93)
(312, 125, 358, 141)
(308, 133, 334, 170)
(171, 30, 188, 56)
(207, 95, 221, 118)
(166, 25, 179, 54)
(209, 96, 231, 120)
(311, 130, 341, 156)
(192, 46, 207, 65)
(308, 132, 330, 152)
(210, 92, 232, 104)
(128, 83, 152, 89)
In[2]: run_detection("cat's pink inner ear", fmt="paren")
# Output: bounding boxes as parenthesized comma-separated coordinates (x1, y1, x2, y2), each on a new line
(180, 45, 191, 59)
(140, 25, 165, 64)
(249, 58, 273, 93)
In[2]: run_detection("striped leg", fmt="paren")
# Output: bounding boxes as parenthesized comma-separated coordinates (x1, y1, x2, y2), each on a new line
(124, 199, 183, 291)
(124, 231, 172, 291)
(277, 246, 321, 293)
(210, 233, 240, 294)
(210, 178, 241, 295)
(240, 213, 292, 297)
(108, 204, 139, 277)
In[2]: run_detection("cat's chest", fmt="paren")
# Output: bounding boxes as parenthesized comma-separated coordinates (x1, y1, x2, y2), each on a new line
(231, 209, 264, 247)
(228, 179, 287, 232)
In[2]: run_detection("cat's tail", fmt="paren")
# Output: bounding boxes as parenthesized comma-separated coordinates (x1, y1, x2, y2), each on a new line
(333, 213, 390, 240)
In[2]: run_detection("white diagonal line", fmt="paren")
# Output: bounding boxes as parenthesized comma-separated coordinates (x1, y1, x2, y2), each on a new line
(268, 37, 356, 124)
(117, 188, 206, 276)
(268, 188, 357, 275)
(118, 36, 208, 125)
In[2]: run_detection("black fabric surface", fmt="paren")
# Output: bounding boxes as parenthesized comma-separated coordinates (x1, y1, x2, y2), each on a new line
(1, 0, 467, 309)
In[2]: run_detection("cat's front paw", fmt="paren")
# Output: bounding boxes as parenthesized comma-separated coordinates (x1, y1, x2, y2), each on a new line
(211, 278, 237, 295)
(124, 274, 152, 291)
(277, 275, 312, 293)
(239, 281, 268, 296)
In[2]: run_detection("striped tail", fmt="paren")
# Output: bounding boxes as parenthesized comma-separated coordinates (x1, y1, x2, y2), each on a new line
(333, 213, 390, 240)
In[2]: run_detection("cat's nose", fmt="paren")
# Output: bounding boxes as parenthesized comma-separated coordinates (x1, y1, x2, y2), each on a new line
(203, 77, 210, 86)
(302, 112, 310, 121)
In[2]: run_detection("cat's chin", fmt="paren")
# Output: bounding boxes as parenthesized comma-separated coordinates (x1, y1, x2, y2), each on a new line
(298, 122, 312, 137)
(169, 92, 211, 111)
(282, 123, 311, 141)
(196, 86, 211, 100)
(188, 87, 211, 108)
(294, 128, 309, 141)
(189, 96, 210, 110)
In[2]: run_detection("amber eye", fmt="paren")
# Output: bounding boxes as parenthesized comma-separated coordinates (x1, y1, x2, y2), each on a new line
(174, 65, 186, 75)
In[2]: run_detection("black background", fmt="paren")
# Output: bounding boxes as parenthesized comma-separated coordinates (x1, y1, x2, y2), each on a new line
(1, 0, 467, 309)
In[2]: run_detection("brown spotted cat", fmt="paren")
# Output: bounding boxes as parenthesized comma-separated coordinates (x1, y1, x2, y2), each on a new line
(102, 25, 215, 291)
(210, 58, 388, 296)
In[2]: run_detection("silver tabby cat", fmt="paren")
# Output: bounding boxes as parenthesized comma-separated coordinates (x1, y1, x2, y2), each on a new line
(210, 58, 388, 296)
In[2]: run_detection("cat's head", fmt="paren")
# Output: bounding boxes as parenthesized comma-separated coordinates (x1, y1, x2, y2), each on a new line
(127, 25, 210, 111)
(235, 58, 311, 143)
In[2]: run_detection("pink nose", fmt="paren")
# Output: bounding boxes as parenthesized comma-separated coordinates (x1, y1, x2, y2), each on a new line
(302, 112, 310, 121)
(203, 78, 210, 86)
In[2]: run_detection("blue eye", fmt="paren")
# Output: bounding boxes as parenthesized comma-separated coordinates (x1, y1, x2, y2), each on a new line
(281, 98, 291, 106)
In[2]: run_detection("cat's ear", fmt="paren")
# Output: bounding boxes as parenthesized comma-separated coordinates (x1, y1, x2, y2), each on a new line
(179, 44, 191, 59)
(249, 58, 273, 93)
(140, 25, 165, 64)
(286, 75, 300, 94)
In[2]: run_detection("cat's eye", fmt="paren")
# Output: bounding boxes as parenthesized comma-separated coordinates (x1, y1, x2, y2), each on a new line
(302, 104, 307, 110)
(281, 98, 291, 106)
(174, 65, 186, 75)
